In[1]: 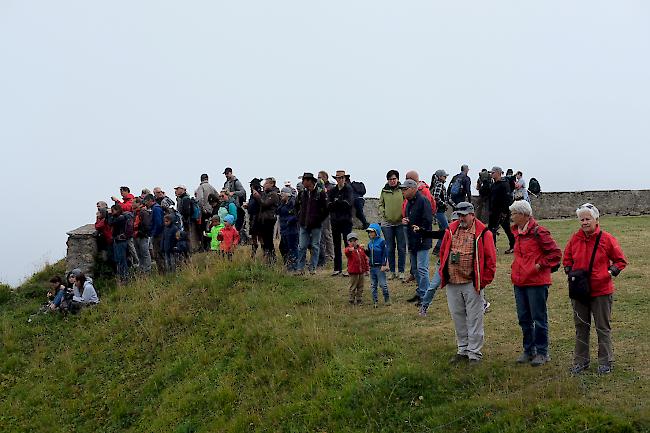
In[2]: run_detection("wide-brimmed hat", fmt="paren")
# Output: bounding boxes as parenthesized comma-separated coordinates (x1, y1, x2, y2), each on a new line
(334, 170, 346, 179)
(300, 172, 317, 182)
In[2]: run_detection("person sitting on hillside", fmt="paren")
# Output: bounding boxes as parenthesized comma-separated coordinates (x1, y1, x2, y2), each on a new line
(111, 186, 135, 212)
(72, 272, 100, 307)
(42, 275, 66, 312)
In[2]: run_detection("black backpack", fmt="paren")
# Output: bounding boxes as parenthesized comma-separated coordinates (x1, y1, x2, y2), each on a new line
(351, 181, 366, 197)
(529, 178, 541, 195)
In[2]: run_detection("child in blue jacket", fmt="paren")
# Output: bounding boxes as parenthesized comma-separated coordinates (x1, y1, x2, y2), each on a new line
(365, 223, 390, 307)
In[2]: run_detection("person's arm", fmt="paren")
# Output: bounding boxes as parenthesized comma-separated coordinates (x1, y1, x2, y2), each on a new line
(464, 176, 472, 202)
(606, 233, 627, 275)
(535, 227, 562, 270)
(562, 237, 575, 272)
(378, 191, 386, 219)
(413, 227, 445, 239)
(481, 231, 497, 286)
(232, 179, 246, 199)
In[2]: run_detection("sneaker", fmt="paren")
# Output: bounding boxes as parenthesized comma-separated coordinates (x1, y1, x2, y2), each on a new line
(398, 272, 406, 281)
(516, 352, 534, 364)
(569, 363, 590, 375)
(597, 364, 612, 375)
(449, 354, 469, 364)
(418, 305, 428, 317)
(406, 294, 420, 303)
(309, 270, 316, 275)
(331, 271, 341, 276)
(483, 301, 491, 313)
(373, 302, 378, 309)
(342, 271, 349, 277)
(530, 354, 547, 367)
(469, 358, 482, 365)
(504, 248, 514, 254)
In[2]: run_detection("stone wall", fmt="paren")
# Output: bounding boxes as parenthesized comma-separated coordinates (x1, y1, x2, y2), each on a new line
(359, 189, 650, 226)
(66, 224, 98, 276)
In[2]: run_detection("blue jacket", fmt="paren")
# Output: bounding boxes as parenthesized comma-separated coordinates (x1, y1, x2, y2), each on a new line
(277, 198, 299, 236)
(405, 191, 433, 251)
(161, 224, 179, 253)
(365, 223, 388, 267)
(150, 203, 164, 237)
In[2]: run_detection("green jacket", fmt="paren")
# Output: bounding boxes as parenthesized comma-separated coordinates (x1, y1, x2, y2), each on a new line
(378, 183, 404, 225)
(205, 224, 225, 250)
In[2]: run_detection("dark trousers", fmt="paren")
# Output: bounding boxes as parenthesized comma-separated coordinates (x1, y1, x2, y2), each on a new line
(236, 207, 245, 232)
(572, 294, 613, 367)
(332, 220, 353, 272)
(489, 211, 515, 249)
(354, 198, 368, 228)
(279, 232, 299, 270)
(514, 285, 549, 356)
(259, 219, 276, 262)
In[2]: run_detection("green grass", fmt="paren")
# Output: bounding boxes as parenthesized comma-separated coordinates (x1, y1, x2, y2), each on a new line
(0, 216, 648, 432)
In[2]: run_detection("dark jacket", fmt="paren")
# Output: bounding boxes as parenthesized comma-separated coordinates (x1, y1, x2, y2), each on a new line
(161, 224, 179, 253)
(223, 177, 246, 206)
(176, 193, 193, 225)
(277, 198, 299, 236)
(405, 191, 433, 251)
(327, 184, 353, 224)
(150, 203, 164, 237)
(296, 186, 328, 230)
(108, 213, 129, 241)
(490, 179, 512, 215)
(255, 186, 280, 224)
(134, 209, 152, 238)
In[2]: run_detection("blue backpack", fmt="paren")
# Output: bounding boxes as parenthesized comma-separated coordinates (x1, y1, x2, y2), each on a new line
(450, 175, 463, 197)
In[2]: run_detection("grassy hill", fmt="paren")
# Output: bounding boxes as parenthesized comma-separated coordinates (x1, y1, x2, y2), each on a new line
(0, 216, 648, 432)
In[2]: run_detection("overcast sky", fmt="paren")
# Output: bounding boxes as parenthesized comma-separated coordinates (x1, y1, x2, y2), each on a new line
(1, 1, 648, 286)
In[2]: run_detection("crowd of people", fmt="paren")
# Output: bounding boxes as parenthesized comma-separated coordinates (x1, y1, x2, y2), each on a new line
(44, 165, 627, 375)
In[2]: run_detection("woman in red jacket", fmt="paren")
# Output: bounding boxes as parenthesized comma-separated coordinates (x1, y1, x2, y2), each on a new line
(563, 203, 627, 375)
(509, 200, 561, 367)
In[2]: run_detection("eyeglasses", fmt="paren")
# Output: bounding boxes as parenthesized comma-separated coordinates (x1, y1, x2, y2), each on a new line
(388, 177, 398, 181)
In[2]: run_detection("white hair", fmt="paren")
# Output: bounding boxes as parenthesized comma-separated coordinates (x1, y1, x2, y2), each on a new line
(576, 203, 600, 220)
(509, 200, 533, 216)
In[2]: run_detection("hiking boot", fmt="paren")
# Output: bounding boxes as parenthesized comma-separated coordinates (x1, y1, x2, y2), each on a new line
(504, 248, 514, 254)
(406, 294, 420, 303)
(530, 354, 548, 367)
(331, 271, 342, 276)
(597, 364, 613, 375)
(469, 358, 482, 365)
(449, 354, 469, 364)
(384, 298, 391, 306)
(569, 363, 590, 375)
(418, 305, 428, 317)
(516, 352, 534, 364)
(398, 272, 406, 281)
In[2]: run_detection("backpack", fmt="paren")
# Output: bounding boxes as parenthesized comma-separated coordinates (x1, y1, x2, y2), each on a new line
(479, 174, 492, 197)
(351, 181, 366, 197)
(529, 178, 541, 195)
(190, 197, 202, 223)
(449, 175, 463, 197)
(124, 213, 134, 239)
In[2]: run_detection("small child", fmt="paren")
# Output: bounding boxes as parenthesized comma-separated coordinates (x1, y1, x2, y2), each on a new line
(175, 230, 190, 262)
(161, 214, 179, 273)
(204, 215, 225, 252)
(344, 232, 370, 305)
(365, 223, 390, 307)
(217, 214, 240, 260)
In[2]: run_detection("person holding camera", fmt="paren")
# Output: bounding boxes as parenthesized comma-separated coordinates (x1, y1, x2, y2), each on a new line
(438, 202, 496, 364)
(562, 203, 626, 375)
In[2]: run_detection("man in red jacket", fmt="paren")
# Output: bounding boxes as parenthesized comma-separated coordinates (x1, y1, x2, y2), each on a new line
(111, 186, 135, 213)
(439, 202, 496, 364)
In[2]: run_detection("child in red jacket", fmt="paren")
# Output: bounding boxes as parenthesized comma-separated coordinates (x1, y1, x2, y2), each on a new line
(217, 215, 240, 260)
(344, 232, 370, 305)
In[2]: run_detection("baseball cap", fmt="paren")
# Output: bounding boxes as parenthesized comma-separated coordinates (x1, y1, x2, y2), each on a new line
(434, 169, 449, 177)
(399, 179, 418, 189)
(223, 167, 232, 174)
(174, 184, 187, 190)
(455, 202, 475, 215)
(489, 166, 503, 173)
(347, 232, 359, 242)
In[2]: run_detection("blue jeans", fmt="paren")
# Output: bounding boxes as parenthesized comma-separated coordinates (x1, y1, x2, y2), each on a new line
(434, 211, 449, 250)
(113, 240, 128, 281)
(381, 224, 406, 273)
(297, 227, 322, 271)
(514, 285, 549, 356)
(410, 249, 430, 298)
(421, 263, 441, 307)
(369, 267, 390, 302)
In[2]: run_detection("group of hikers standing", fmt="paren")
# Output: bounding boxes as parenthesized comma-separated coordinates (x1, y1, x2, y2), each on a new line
(68, 163, 626, 375)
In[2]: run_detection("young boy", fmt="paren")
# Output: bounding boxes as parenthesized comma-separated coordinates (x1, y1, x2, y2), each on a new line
(365, 223, 390, 307)
(204, 215, 225, 252)
(344, 232, 369, 305)
(217, 214, 240, 260)
(161, 214, 179, 273)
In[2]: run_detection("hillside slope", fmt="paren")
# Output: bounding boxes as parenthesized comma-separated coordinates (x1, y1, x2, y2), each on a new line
(1, 217, 649, 432)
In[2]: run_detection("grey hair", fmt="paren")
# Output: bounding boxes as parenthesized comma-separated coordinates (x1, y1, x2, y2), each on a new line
(509, 200, 533, 216)
(576, 203, 600, 220)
